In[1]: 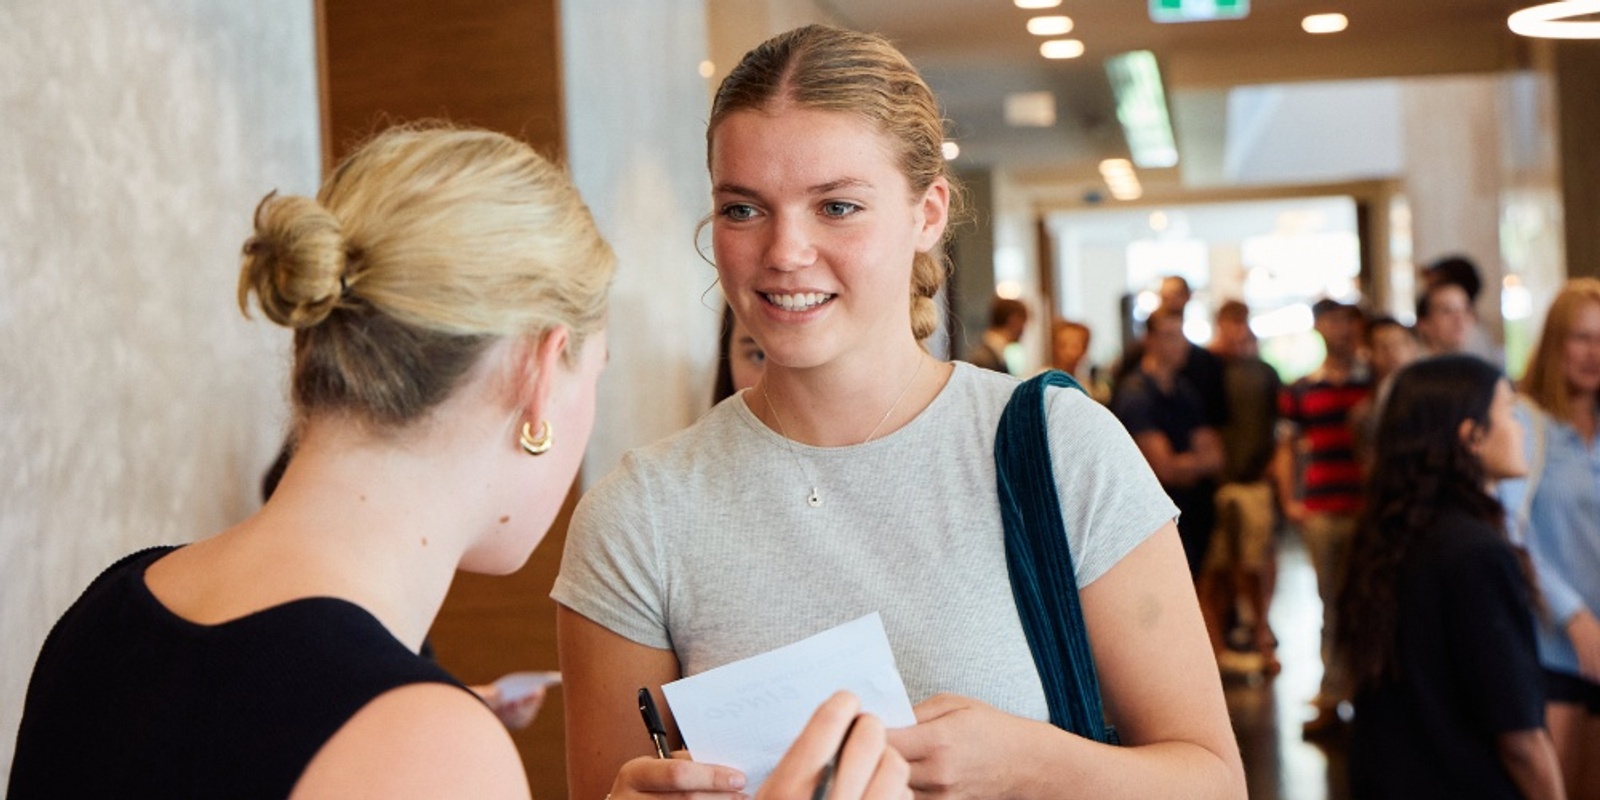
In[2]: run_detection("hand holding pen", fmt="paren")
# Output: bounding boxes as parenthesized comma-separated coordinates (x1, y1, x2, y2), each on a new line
(761, 692, 909, 800)
(616, 689, 909, 800)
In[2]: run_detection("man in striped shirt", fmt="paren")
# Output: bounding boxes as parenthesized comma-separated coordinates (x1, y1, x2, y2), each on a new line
(1275, 298, 1372, 739)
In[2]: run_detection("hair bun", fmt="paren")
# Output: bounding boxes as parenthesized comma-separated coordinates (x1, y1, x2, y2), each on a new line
(237, 191, 351, 328)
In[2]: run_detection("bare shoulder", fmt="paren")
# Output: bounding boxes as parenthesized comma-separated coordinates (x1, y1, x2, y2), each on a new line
(291, 682, 530, 800)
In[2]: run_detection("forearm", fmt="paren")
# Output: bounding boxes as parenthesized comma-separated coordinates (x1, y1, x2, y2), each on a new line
(1496, 729, 1566, 800)
(557, 606, 683, 800)
(1006, 721, 1244, 799)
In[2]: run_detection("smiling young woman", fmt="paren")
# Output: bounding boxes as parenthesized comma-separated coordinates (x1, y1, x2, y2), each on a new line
(555, 24, 1244, 800)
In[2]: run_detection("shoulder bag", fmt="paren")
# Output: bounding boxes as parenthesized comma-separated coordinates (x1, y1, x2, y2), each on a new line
(995, 369, 1118, 743)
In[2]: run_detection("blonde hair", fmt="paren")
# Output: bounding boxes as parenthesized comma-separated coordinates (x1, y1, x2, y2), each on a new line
(708, 24, 964, 342)
(238, 124, 615, 430)
(1520, 277, 1600, 423)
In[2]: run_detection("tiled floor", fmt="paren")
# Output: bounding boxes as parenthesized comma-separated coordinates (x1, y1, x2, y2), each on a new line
(1224, 533, 1352, 800)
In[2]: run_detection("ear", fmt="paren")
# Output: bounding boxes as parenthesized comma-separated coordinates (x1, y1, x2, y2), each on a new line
(518, 326, 570, 424)
(1457, 417, 1482, 453)
(912, 176, 951, 253)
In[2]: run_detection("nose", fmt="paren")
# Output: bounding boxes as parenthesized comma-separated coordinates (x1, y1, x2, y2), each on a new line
(765, 212, 816, 272)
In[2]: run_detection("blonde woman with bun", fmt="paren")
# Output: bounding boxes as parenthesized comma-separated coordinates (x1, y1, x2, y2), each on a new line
(557, 25, 1244, 800)
(9, 124, 904, 800)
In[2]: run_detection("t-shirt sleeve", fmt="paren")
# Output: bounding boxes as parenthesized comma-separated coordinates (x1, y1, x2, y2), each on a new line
(1443, 535, 1546, 735)
(551, 453, 673, 649)
(1047, 387, 1179, 586)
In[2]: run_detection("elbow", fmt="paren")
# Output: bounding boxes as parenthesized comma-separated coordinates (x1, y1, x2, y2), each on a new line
(1494, 727, 1554, 773)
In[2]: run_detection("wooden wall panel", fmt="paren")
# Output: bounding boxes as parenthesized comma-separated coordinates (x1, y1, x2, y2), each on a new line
(319, 0, 564, 166)
(1556, 41, 1600, 280)
(316, 1, 573, 795)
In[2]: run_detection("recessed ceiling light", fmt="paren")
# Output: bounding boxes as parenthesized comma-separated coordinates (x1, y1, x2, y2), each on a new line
(1004, 92, 1057, 127)
(1509, 0, 1600, 38)
(1027, 15, 1074, 36)
(1015, 0, 1062, 8)
(698, 60, 715, 78)
(1302, 13, 1348, 33)
(941, 141, 961, 160)
(1040, 39, 1086, 59)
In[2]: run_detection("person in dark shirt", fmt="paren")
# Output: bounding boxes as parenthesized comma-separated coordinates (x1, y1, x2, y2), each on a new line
(1114, 275, 1229, 428)
(1112, 307, 1224, 578)
(1337, 355, 1562, 799)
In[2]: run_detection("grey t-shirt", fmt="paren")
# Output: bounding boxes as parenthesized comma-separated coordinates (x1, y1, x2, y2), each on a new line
(553, 363, 1176, 721)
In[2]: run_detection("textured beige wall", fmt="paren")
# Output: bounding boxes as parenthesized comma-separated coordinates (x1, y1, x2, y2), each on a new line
(561, 0, 719, 481)
(1, 0, 319, 776)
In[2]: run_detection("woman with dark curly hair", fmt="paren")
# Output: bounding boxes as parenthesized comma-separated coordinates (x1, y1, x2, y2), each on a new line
(1337, 355, 1562, 799)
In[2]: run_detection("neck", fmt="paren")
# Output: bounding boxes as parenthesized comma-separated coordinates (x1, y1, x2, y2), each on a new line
(752, 346, 949, 447)
(261, 438, 477, 646)
(1568, 389, 1598, 438)
(169, 420, 505, 652)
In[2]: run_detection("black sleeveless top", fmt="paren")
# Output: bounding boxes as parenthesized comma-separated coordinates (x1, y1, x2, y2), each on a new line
(8, 547, 468, 798)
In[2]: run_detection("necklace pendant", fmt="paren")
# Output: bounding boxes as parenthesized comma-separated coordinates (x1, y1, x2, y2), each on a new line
(807, 487, 822, 508)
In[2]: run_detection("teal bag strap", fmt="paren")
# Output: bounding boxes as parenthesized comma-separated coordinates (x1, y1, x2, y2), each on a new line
(995, 370, 1116, 743)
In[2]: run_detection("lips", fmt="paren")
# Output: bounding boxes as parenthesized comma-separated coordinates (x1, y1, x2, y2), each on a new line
(764, 292, 835, 312)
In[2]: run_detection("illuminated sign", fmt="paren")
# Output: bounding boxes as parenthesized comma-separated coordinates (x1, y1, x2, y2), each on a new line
(1149, 0, 1249, 23)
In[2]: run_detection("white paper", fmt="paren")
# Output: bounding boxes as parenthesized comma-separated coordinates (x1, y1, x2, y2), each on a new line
(661, 613, 916, 792)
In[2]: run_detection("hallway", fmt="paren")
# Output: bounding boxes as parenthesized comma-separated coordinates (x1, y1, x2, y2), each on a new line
(1226, 533, 1352, 800)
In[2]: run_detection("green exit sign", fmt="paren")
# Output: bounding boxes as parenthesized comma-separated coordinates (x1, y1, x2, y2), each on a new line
(1150, 0, 1249, 22)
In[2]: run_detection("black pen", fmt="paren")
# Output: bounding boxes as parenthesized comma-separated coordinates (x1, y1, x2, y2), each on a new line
(637, 687, 673, 759)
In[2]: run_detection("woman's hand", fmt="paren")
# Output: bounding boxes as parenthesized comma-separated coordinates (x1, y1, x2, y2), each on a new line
(760, 692, 910, 800)
(470, 683, 544, 731)
(606, 692, 909, 800)
(884, 693, 1030, 799)
(607, 754, 747, 799)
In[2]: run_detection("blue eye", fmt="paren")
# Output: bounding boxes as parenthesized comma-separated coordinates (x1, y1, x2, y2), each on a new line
(720, 203, 758, 222)
(821, 201, 861, 218)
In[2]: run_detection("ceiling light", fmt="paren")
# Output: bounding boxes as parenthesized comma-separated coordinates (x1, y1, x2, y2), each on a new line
(1040, 39, 1085, 59)
(1302, 13, 1348, 33)
(1027, 15, 1074, 35)
(1004, 91, 1057, 127)
(1105, 51, 1179, 168)
(698, 60, 715, 78)
(1509, 0, 1600, 38)
(941, 141, 961, 160)
(1015, 0, 1062, 8)
(1099, 159, 1144, 201)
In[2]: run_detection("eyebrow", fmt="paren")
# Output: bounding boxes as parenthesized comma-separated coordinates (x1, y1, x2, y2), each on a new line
(713, 177, 874, 198)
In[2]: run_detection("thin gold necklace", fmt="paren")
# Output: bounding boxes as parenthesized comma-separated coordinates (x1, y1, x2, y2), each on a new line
(761, 354, 927, 508)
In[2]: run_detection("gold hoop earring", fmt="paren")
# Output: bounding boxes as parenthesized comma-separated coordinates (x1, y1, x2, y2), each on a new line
(519, 420, 553, 456)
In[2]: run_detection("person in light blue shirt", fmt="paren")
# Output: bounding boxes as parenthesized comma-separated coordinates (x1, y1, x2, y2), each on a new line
(1501, 277, 1600, 799)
